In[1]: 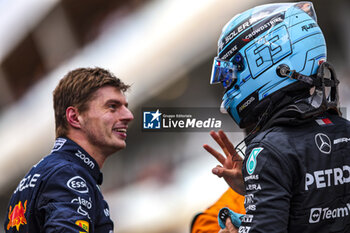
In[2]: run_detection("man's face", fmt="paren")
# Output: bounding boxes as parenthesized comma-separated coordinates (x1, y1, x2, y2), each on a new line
(79, 86, 134, 156)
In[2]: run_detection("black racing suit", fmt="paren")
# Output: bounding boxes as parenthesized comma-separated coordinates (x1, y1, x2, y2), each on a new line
(239, 112, 350, 232)
(4, 137, 113, 233)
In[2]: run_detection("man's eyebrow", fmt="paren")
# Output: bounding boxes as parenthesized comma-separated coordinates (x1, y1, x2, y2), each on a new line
(105, 99, 128, 107)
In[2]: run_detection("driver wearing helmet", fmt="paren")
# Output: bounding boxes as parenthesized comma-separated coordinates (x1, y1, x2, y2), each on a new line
(208, 2, 350, 232)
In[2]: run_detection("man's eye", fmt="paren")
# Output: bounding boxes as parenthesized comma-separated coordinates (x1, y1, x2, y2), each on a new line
(108, 104, 117, 109)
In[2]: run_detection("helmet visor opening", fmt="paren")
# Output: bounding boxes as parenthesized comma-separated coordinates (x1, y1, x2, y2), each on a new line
(210, 57, 238, 88)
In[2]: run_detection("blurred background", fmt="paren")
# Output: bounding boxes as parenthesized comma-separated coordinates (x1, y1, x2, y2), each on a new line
(0, 0, 349, 232)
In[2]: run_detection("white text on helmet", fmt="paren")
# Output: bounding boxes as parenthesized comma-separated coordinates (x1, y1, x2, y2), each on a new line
(239, 97, 255, 113)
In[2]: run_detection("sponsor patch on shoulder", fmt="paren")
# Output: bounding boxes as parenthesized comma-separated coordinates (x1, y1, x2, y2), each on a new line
(246, 148, 264, 175)
(75, 220, 89, 233)
(7, 200, 28, 231)
(51, 138, 67, 152)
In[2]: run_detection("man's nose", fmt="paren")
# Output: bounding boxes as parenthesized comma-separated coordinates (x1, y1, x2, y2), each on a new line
(120, 106, 134, 122)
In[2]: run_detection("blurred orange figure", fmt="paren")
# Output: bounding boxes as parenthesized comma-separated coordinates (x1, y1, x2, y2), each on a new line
(191, 188, 245, 233)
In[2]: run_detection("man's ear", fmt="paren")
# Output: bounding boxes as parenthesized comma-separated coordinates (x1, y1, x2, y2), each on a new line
(66, 106, 82, 129)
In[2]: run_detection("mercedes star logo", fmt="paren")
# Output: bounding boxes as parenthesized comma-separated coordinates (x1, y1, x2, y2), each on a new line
(314, 133, 331, 154)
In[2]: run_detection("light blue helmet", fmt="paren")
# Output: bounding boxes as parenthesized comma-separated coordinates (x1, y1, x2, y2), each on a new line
(210, 2, 327, 128)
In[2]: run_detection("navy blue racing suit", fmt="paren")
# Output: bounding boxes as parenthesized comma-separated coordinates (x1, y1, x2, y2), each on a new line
(4, 137, 113, 233)
(239, 112, 350, 232)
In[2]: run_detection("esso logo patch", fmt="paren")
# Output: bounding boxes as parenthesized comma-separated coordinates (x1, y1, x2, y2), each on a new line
(67, 176, 89, 193)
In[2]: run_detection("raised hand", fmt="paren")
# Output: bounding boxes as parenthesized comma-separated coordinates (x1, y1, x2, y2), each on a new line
(203, 130, 245, 195)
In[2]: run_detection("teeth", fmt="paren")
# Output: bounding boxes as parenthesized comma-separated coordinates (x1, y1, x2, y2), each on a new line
(116, 128, 126, 133)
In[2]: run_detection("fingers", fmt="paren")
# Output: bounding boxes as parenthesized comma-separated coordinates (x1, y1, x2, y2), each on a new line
(209, 131, 231, 157)
(212, 165, 241, 178)
(218, 228, 229, 233)
(225, 217, 238, 233)
(218, 130, 241, 161)
(212, 165, 224, 177)
(218, 130, 236, 155)
(209, 130, 222, 145)
(203, 144, 226, 165)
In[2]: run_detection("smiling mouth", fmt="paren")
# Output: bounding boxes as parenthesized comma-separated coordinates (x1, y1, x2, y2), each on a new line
(115, 128, 127, 133)
(113, 128, 127, 139)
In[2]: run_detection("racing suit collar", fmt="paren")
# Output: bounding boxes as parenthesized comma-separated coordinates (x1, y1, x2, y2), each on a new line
(51, 137, 103, 185)
(243, 102, 338, 146)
